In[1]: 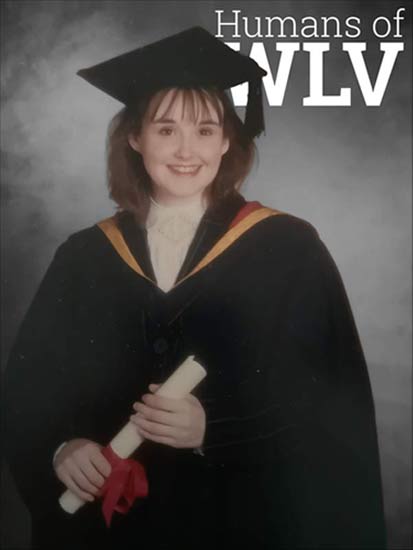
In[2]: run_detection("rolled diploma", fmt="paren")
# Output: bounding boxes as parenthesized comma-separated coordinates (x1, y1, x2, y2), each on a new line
(59, 355, 206, 514)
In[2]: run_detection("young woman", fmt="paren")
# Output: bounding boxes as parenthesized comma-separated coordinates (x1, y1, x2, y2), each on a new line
(4, 27, 386, 549)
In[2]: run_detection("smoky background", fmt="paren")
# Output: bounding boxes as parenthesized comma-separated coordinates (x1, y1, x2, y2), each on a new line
(1, 1, 411, 548)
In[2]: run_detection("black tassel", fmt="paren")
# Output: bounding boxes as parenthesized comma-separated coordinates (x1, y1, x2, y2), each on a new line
(244, 77, 265, 139)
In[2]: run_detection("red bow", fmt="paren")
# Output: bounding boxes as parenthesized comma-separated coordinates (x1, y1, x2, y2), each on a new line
(98, 445, 149, 527)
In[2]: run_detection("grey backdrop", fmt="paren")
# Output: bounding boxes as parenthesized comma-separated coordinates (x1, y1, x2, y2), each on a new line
(1, 1, 411, 548)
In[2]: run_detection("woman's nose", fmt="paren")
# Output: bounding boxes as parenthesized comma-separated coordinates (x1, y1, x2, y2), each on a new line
(174, 133, 193, 160)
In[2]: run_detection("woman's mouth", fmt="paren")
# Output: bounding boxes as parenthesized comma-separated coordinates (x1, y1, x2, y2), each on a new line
(168, 165, 201, 176)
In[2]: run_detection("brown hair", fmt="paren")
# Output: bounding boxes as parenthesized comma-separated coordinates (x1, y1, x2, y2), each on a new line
(106, 87, 255, 221)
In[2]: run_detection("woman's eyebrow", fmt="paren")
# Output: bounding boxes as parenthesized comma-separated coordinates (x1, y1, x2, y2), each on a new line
(198, 119, 220, 125)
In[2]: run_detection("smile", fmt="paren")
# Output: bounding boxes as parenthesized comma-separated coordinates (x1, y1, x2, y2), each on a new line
(168, 165, 201, 175)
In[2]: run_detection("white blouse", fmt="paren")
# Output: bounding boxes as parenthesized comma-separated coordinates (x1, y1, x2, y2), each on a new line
(146, 195, 207, 292)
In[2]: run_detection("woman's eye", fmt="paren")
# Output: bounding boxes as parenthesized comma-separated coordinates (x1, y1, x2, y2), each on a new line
(159, 127, 173, 136)
(199, 127, 214, 136)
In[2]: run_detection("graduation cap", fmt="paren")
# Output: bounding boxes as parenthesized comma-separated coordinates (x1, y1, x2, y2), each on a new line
(77, 26, 267, 138)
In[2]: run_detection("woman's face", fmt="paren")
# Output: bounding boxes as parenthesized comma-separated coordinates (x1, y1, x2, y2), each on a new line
(128, 89, 229, 205)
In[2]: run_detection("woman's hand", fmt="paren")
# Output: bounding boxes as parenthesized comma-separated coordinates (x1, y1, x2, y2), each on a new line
(129, 384, 206, 449)
(53, 438, 112, 502)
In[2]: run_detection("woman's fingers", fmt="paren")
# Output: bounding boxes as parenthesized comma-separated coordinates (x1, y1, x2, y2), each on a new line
(135, 424, 177, 447)
(89, 450, 112, 479)
(58, 455, 101, 494)
(77, 457, 106, 489)
(132, 414, 181, 438)
(132, 402, 177, 425)
(71, 466, 101, 495)
(72, 444, 111, 488)
(185, 393, 201, 406)
(56, 466, 95, 502)
(142, 392, 184, 413)
(62, 475, 95, 502)
(54, 439, 113, 500)
(130, 390, 206, 449)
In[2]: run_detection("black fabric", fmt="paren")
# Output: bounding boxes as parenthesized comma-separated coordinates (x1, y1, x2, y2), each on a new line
(3, 193, 387, 549)
(76, 26, 267, 138)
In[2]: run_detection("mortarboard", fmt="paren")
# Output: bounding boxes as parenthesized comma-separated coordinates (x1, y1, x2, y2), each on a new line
(77, 26, 267, 138)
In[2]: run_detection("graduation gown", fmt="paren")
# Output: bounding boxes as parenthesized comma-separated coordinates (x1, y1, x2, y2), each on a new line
(3, 192, 387, 549)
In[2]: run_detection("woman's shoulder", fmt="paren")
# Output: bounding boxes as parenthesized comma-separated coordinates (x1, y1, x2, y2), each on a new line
(250, 201, 321, 249)
(54, 216, 117, 260)
(249, 203, 340, 278)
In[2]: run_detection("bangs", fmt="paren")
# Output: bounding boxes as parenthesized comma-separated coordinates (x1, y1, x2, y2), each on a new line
(148, 88, 224, 124)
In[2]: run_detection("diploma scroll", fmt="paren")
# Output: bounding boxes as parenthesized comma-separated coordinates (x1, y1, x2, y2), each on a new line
(59, 355, 206, 514)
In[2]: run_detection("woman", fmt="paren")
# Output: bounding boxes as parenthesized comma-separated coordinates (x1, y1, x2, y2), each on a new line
(3, 27, 386, 549)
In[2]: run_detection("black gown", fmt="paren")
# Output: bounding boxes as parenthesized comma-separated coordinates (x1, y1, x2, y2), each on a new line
(3, 191, 387, 549)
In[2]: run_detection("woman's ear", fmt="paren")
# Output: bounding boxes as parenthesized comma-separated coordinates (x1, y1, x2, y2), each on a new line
(221, 137, 230, 156)
(128, 133, 141, 153)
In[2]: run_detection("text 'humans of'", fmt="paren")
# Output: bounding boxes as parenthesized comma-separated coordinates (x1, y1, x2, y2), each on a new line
(216, 8, 406, 106)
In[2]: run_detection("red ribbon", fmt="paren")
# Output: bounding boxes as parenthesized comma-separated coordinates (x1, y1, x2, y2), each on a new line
(229, 201, 263, 229)
(98, 445, 149, 527)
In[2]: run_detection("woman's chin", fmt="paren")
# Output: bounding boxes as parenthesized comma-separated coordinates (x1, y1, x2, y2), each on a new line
(154, 185, 208, 203)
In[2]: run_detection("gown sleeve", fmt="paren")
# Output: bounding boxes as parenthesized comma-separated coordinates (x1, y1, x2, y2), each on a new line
(3, 238, 83, 518)
(199, 228, 387, 548)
